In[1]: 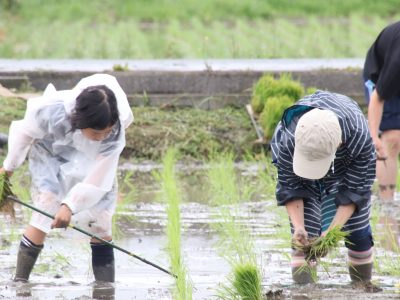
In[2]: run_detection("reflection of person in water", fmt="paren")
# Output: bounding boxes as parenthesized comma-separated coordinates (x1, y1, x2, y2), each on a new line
(15, 282, 115, 299)
(377, 203, 400, 251)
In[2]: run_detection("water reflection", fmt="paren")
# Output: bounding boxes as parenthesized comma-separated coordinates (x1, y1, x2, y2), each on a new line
(376, 201, 400, 251)
(92, 282, 115, 300)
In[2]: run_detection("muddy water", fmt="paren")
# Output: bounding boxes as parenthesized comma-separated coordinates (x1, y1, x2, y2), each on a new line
(0, 163, 399, 299)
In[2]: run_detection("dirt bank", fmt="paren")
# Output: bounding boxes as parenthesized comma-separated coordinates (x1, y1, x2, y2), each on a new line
(0, 97, 259, 161)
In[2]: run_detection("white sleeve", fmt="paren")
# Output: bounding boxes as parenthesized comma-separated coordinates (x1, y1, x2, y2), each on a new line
(61, 142, 123, 214)
(2, 98, 48, 171)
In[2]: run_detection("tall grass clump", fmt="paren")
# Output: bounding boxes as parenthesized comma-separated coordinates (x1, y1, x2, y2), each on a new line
(250, 74, 307, 142)
(258, 95, 294, 140)
(207, 152, 262, 300)
(154, 148, 193, 300)
(250, 74, 303, 114)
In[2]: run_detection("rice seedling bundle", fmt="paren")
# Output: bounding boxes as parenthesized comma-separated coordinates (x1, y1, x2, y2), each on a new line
(232, 263, 262, 300)
(293, 226, 349, 261)
(0, 172, 15, 217)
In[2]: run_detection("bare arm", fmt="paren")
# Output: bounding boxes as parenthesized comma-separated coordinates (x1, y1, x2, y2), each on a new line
(368, 89, 385, 158)
(286, 198, 308, 246)
(322, 203, 356, 235)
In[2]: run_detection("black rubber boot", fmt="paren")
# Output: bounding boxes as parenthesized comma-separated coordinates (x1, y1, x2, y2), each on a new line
(14, 242, 43, 282)
(91, 242, 115, 283)
(349, 262, 373, 282)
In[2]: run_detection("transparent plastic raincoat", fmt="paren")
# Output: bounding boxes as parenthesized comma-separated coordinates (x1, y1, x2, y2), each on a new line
(3, 74, 133, 236)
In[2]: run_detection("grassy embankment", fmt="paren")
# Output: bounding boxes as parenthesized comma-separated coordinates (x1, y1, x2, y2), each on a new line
(0, 96, 258, 161)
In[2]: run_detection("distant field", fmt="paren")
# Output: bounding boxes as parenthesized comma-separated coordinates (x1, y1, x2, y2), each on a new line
(2, 0, 400, 20)
(0, 1, 399, 59)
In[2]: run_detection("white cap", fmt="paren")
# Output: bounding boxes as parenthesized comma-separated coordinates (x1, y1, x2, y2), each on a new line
(293, 108, 342, 179)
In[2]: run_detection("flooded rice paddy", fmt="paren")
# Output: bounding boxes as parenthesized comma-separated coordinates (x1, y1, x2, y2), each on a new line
(0, 161, 399, 299)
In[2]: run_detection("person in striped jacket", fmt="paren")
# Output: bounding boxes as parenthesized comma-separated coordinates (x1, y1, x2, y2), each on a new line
(271, 90, 376, 284)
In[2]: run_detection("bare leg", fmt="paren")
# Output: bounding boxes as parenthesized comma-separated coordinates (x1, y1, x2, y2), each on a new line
(377, 130, 400, 201)
(24, 225, 47, 245)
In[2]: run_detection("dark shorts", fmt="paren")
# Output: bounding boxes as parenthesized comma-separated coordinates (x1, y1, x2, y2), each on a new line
(364, 80, 400, 131)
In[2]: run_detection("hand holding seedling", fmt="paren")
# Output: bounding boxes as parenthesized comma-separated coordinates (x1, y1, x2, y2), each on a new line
(51, 204, 72, 228)
(292, 227, 309, 247)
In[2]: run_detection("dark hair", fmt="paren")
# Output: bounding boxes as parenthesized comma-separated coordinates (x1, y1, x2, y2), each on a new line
(70, 85, 120, 131)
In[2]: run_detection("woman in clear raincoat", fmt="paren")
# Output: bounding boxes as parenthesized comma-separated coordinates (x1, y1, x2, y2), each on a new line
(0, 74, 133, 283)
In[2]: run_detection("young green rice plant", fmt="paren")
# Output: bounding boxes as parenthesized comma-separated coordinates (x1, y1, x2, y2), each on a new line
(155, 148, 193, 300)
(233, 263, 262, 300)
(0, 172, 15, 217)
(294, 226, 350, 261)
(293, 226, 349, 280)
(34, 250, 72, 277)
(219, 262, 263, 300)
(208, 152, 263, 300)
(112, 170, 138, 240)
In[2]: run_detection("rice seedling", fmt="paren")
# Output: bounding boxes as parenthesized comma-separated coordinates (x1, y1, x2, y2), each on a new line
(207, 152, 263, 300)
(112, 170, 138, 240)
(0, 172, 15, 217)
(218, 262, 263, 300)
(34, 250, 72, 277)
(155, 148, 193, 300)
(292, 226, 349, 282)
(232, 263, 262, 300)
(293, 226, 349, 261)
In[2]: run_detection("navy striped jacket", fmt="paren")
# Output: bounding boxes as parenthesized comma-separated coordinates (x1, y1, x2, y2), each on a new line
(271, 91, 376, 211)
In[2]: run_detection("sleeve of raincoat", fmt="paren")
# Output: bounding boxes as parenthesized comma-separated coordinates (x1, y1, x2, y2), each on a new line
(2, 89, 55, 171)
(61, 130, 126, 214)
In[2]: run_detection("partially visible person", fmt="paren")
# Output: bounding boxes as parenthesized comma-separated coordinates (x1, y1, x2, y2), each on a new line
(364, 21, 400, 201)
(0, 74, 133, 283)
(271, 91, 376, 284)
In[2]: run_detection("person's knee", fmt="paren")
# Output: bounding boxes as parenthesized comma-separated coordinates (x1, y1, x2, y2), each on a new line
(345, 231, 374, 252)
(381, 130, 400, 156)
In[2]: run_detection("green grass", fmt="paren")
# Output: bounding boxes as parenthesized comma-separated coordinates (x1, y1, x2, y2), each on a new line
(0, 99, 257, 162)
(127, 107, 255, 161)
(0, 97, 26, 133)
